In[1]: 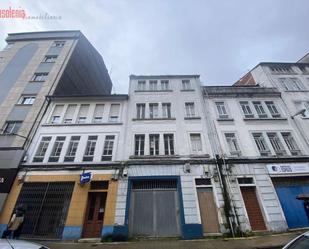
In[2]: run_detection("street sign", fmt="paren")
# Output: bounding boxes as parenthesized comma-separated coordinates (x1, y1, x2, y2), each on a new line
(80, 172, 92, 184)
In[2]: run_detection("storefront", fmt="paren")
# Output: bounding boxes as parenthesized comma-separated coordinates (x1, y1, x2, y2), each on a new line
(267, 163, 309, 229)
(0, 169, 118, 240)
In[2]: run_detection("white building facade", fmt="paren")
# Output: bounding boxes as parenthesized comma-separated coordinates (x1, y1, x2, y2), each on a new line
(0, 95, 128, 240)
(204, 85, 309, 233)
(113, 75, 228, 239)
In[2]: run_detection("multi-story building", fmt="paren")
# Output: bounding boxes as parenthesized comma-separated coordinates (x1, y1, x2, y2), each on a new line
(112, 75, 228, 240)
(234, 55, 309, 231)
(0, 31, 112, 213)
(203, 85, 309, 233)
(0, 95, 128, 240)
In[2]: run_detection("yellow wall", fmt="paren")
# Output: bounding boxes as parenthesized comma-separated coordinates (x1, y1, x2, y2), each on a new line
(0, 173, 118, 228)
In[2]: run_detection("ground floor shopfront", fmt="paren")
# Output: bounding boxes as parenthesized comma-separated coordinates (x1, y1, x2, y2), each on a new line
(227, 162, 309, 233)
(113, 163, 227, 240)
(0, 169, 118, 240)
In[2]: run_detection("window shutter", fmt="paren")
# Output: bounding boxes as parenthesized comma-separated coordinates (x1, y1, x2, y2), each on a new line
(78, 104, 89, 117)
(109, 104, 120, 117)
(64, 105, 76, 120)
(94, 104, 104, 117)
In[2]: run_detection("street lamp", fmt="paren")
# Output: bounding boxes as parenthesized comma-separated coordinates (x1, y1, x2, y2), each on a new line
(291, 109, 306, 119)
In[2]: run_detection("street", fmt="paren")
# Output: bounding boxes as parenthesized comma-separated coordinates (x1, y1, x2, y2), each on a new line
(41, 232, 301, 249)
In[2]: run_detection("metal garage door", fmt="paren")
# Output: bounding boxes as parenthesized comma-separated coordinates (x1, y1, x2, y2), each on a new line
(272, 177, 309, 229)
(129, 179, 180, 237)
(14, 182, 75, 238)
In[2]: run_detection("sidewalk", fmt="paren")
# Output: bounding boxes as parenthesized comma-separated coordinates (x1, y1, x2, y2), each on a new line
(42, 231, 305, 249)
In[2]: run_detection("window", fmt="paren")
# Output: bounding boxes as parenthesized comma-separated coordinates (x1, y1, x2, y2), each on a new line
(267, 133, 286, 156)
(237, 177, 254, 184)
(31, 73, 48, 82)
(240, 101, 254, 118)
(77, 104, 89, 124)
(149, 80, 158, 91)
(50, 105, 63, 124)
(281, 132, 301, 155)
(109, 104, 120, 122)
(3, 121, 22, 134)
(102, 135, 115, 161)
(164, 134, 174, 155)
(134, 134, 145, 156)
(278, 78, 305, 91)
(33, 137, 51, 162)
(149, 134, 159, 155)
(83, 136, 97, 161)
(299, 65, 309, 74)
(265, 101, 281, 118)
(161, 80, 169, 90)
(185, 102, 195, 117)
(182, 80, 192, 90)
(64, 136, 80, 162)
(215, 102, 229, 119)
(162, 103, 171, 118)
(290, 78, 305, 91)
(190, 134, 202, 154)
(43, 55, 57, 63)
(136, 103, 146, 119)
(18, 96, 36, 105)
(253, 101, 268, 118)
(93, 104, 104, 123)
(149, 103, 159, 119)
(52, 41, 65, 47)
(270, 65, 294, 74)
(225, 133, 241, 155)
(49, 136, 65, 162)
(137, 80, 146, 91)
(63, 104, 76, 124)
(253, 133, 270, 156)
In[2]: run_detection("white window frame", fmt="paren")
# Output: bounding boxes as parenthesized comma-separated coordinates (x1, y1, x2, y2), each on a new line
(182, 80, 192, 90)
(240, 101, 254, 118)
(64, 136, 80, 161)
(102, 135, 115, 161)
(185, 102, 196, 118)
(162, 103, 171, 118)
(18, 96, 36, 105)
(134, 134, 145, 156)
(136, 103, 146, 119)
(149, 103, 159, 119)
(149, 134, 160, 156)
(164, 133, 175, 155)
(137, 80, 146, 91)
(224, 132, 241, 156)
(215, 101, 229, 119)
(33, 136, 52, 162)
(149, 80, 158, 91)
(161, 80, 169, 90)
(190, 133, 202, 154)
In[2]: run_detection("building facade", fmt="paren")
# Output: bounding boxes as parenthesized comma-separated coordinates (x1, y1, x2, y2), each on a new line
(235, 58, 309, 231)
(0, 95, 128, 239)
(0, 31, 112, 212)
(112, 75, 229, 239)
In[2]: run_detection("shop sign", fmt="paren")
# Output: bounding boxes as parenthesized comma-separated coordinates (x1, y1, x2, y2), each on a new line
(80, 172, 92, 184)
(267, 163, 309, 175)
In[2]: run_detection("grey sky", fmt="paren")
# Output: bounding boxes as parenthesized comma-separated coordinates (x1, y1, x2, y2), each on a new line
(0, 0, 308, 93)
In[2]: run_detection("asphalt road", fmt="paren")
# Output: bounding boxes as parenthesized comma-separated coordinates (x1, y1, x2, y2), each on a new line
(41, 234, 293, 249)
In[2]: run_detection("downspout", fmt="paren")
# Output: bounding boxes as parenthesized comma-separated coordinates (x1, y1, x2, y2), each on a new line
(201, 86, 238, 236)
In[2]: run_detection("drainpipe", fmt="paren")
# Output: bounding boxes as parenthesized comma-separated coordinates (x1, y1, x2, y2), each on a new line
(215, 154, 235, 237)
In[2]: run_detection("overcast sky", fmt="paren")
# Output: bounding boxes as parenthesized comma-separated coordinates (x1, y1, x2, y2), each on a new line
(0, 0, 308, 93)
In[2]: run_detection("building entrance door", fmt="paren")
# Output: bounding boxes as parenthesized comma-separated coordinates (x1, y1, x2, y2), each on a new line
(197, 187, 220, 233)
(83, 192, 107, 238)
(240, 186, 266, 231)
